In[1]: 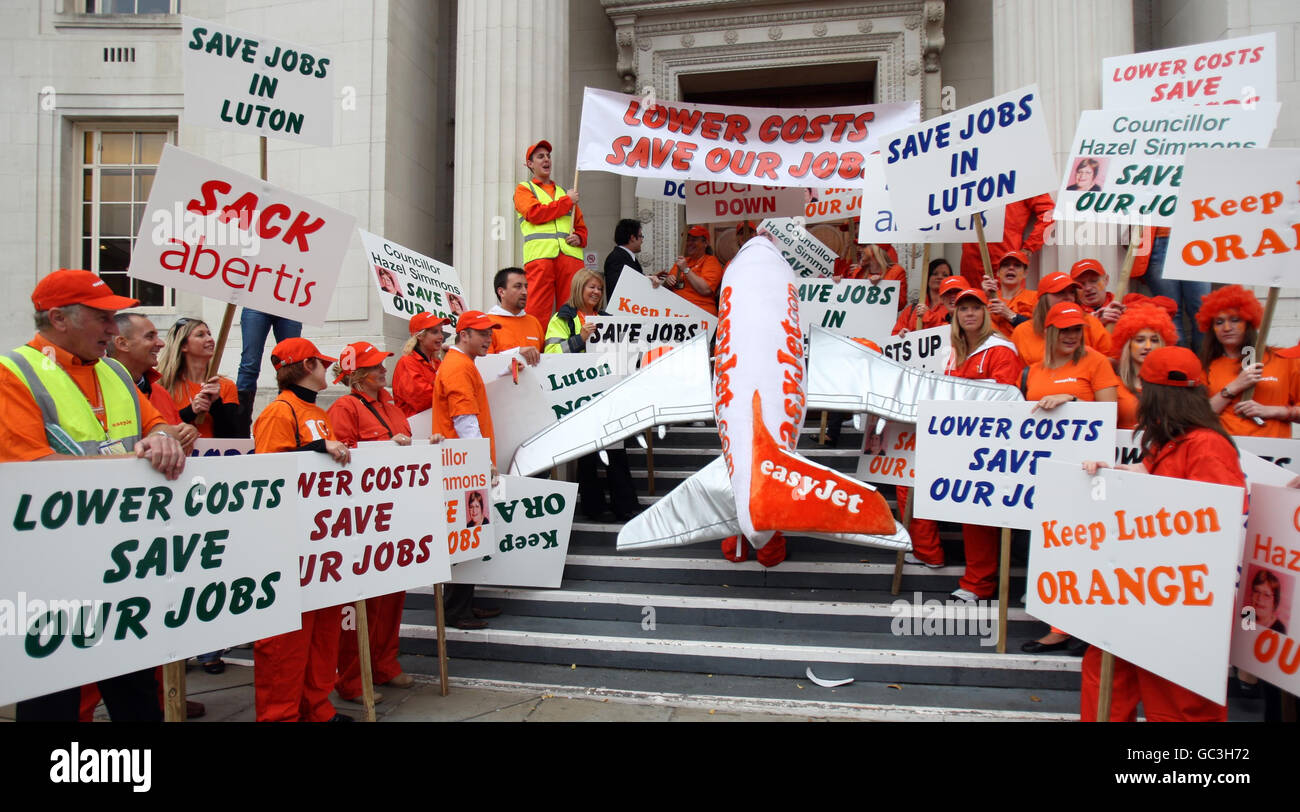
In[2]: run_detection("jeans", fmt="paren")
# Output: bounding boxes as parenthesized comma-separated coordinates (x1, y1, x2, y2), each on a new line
(238, 309, 303, 392)
(1141, 234, 1210, 350)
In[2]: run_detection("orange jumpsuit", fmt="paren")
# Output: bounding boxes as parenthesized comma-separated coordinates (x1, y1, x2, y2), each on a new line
(252, 388, 344, 722)
(392, 350, 439, 418)
(514, 180, 587, 325)
(991, 287, 1039, 338)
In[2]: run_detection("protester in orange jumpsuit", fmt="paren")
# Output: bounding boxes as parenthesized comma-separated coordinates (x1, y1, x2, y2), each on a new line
(1080, 346, 1244, 721)
(1070, 258, 1124, 327)
(393, 311, 448, 417)
(894, 259, 958, 334)
(514, 140, 587, 325)
(981, 249, 1039, 338)
(252, 337, 353, 722)
(959, 193, 1055, 288)
(943, 288, 1024, 599)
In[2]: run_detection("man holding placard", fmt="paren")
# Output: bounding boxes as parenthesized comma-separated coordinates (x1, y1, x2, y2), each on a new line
(0, 269, 189, 721)
(515, 140, 587, 325)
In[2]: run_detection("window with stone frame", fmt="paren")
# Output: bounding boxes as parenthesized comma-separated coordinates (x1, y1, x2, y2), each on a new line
(82, 0, 179, 13)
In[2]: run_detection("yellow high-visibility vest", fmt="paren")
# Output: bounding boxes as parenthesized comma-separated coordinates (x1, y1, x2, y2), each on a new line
(517, 181, 584, 262)
(0, 345, 141, 455)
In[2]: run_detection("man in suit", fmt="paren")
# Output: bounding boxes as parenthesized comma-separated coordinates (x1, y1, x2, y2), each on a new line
(602, 218, 643, 297)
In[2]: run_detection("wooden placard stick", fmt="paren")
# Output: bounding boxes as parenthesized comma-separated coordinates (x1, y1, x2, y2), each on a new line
(891, 487, 914, 596)
(435, 583, 449, 697)
(1240, 286, 1280, 407)
(162, 661, 185, 722)
(997, 527, 1011, 654)
(973, 214, 994, 279)
(1113, 223, 1143, 301)
(1096, 650, 1116, 721)
(355, 599, 377, 722)
(916, 243, 932, 331)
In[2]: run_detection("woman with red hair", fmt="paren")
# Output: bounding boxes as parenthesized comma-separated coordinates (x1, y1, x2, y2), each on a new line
(1197, 285, 1300, 438)
(1110, 299, 1179, 429)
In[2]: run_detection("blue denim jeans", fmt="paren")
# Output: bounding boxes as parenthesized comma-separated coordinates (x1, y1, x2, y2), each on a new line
(237, 309, 303, 392)
(1141, 234, 1210, 350)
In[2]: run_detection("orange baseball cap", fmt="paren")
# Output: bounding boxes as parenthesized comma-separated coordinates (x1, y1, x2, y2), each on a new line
(1045, 302, 1086, 329)
(525, 140, 553, 163)
(938, 277, 968, 297)
(997, 249, 1030, 267)
(409, 311, 449, 336)
(334, 341, 393, 383)
(1140, 346, 1204, 388)
(1070, 258, 1107, 280)
(455, 311, 502, 332)
(687, 225, 710, 239)
(1038, 271, 1081, 294)
(954, 288, 989, 307)
(271, 337, 337, 370)
(32, 269, 139, 311)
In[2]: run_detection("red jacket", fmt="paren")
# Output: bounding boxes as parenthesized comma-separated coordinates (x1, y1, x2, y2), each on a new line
(960, 193, 1055, 286)
(946, 335, 1024, 386)
(893, 303, 949, 334)
(393, 350, 439, 417)
(326, 389, 412, 446)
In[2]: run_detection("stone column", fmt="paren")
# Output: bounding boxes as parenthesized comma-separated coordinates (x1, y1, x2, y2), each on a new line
(993, 0, 1134, 276)
(454, 0, 570, 310)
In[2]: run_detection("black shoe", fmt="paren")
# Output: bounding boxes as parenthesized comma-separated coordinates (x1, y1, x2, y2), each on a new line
(1066, 637, 1089, 655)
(327, 713, 355, 722)
(472, 606, 501, 619)
(450, 616, 488, 630)
(201, 658, 225, 675)
(1021, 638, 1072, 654)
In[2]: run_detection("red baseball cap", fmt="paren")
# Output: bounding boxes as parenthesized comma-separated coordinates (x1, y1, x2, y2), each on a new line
(270, 337, 337, 370)
(737, 220, 757, 231)
(997, 249, 1030, 267)
(455, 311, 502, 332)
(1070, 258, 1107, 280)
(954, 287, 989, 306)
(687, 225, 710, 239)
(1140, 346, 1204, 388)
(524, 140, 553, 163)
(1045, 302, 1086, 329)
(938, 276, 968, 297)
(334, 341, 393, 383)
(409, 311, 450, 336)
(32, 269, 139, 311)
(1038, 271, 1081, 295)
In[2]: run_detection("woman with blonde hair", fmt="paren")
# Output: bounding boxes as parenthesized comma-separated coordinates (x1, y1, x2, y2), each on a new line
(158, 317, 248, 440)
(1109, 299, 1178, 429)
(393, 312, 449, 417)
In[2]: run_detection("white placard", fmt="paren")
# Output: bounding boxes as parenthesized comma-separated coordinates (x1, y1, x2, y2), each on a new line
(1051, 105, 1279, 226)
(1234, 435, 1300, 476)
(914, 400, 1117, 528)
(1162, 148, 1300, 288)
(0, 455, 301, 706)
(130, 145, 354, 326)
(359, 230, 468, 323)
(1232, 484, 1300, 695)
(635, 176, 686, 204)
(583, 315, 711, 365)
(876, 324, 952, 374)
(294, 445, 450, 612)
(1115, 429, 1293, 487)
(577, 86, 919, 187)
(804, 187, 863, 224)
(1103, 33, 1277, 109)
(759, 217, 839, 278)
(607, 268, 718, 336)
(182, 17, 336, 146)
(796, 279, 898, 342)
(451, 476, 577, 588)
(685, 182, 805, 224)
(1028, 460, 1244, 704)
(406, 408, 432, 441)
(881, 85, 1057, 230)
(856, 420, 916, 487)
(190, 438, 255, 457)
(858, 152, 1006, 242)
(440, 439, 495, 565)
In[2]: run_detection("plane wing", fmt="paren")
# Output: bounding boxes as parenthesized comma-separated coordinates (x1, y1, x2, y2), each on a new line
(508, 334, 713, 477)
(805, 326, 1023, 422)
(616, 456, 912, 552)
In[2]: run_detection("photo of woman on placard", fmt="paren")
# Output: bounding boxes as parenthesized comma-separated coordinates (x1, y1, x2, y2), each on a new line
(1241, 566, 1292, 635)
(466, 488, 490, 527)
(1066, 157, 1104, 192)
(376, 265, 403, 297)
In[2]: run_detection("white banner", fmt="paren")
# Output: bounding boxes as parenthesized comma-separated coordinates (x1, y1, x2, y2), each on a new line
(804, 187, 863, 224)
(796, 279, 898, 342)
(451, 476, 577, 588)
(440, 439, 495, 565)
(0, 455, 301, 706)
(1232, 484, 1300, 696)
(1162, 148, 1300, 288)
(1103, 32, 1277, 109)
(182, 17, 336, 146)
(914, 400, 1117, 528)
(577, 86, 920, 187)
(607, 268, 718, 336)
(858, 153, 1006, 243)
(1028, 460, 1244, 704)
(634, 176, 686, 204)
(1052, 105, 1279, 226)
(130, 145, 354, 326)
(294, 445, 450, 611)
(684, 182, 805, 224)
(359, 230, 468, 323)
(881, 85, 1057, 230)
(856, 420, 916, 487)
(190, 438, 255, 457)
(877, 324, 952, 373)
(760, 217, 839, 278)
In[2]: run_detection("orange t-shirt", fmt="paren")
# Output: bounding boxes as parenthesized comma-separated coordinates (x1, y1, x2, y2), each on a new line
(1024, 348, 1122, 403)
(1010, 315, 1113, 365)
(170, 376, 240, 438)
(992, 287, 1039, 337)
(0, 334, 165, 462)
(253, 389, 334, 454)
(1207, 352, 1300, 438)
(489, 311, 545, 354)
(665, 254, 725, 316)
(433, 347, 495, 465)
(1117, 381, 1140, 429)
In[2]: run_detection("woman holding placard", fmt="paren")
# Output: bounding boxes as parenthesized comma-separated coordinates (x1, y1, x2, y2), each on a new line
(1080, 346, 1244, 721)
(1197, 285, 1300, 438)
(1109, 299, 1178, 429)
(894, 259, 958, 334)
(393, 312, 448, 418)
(327, 341, 422, 705)
(1020, 302, 1120, 653)
(159, 318, 249, 440)
(942, 288, 1024, 600)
